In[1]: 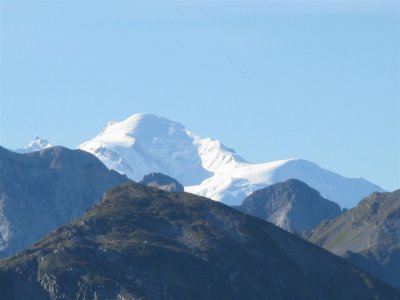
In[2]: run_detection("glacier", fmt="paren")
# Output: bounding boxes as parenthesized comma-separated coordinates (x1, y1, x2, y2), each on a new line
(77, 113, 384, 208)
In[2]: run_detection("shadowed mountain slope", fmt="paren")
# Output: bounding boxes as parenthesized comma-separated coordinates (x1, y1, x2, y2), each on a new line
(309, 190, 400, 289)
(0, 182, 398, 299)
(239, 179, 342, 232)
(0, 146, 128, 258)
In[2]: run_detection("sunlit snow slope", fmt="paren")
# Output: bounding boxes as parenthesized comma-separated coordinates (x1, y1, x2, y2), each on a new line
(14, 137, 52, 153)
(79, 113, 383, 207)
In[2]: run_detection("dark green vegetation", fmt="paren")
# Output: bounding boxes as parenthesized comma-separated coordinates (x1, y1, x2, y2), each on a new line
(140, 172, 184, 192)
(0, 146, 128, 258)
(309, 190, 400, 289)
(0, 182, 398, 299)
(238, 179, 342, 232)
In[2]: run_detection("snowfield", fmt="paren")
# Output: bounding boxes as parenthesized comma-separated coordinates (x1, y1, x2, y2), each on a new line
(75, 113, 383, 207)
(15, 137, 52, 153)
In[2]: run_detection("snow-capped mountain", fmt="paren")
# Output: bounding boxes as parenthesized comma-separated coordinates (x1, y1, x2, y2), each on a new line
(79, 113, 384, 207)
(79, 114, 241, 185)
(15, 137, 52, 153)
(186, 158, 384, 208)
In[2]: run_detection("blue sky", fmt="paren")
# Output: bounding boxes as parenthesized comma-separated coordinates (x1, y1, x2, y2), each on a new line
(0, 0, 399, 191)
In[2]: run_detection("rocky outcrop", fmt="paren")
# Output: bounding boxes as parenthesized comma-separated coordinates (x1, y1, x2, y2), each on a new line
(308, 190, 400, 289)
(140, 172, 184, 192)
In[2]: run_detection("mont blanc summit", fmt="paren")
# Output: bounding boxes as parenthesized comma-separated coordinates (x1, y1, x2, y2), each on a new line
(79, 113, 383, 207)
(78, 113, 246, 185)
(79, 114, 214, 185)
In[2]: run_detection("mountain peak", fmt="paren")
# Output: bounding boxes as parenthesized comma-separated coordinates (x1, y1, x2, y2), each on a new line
(28, 136, 51, 147)
(309, 189, 400, 289)
(140, 172, 184, 192)
(104, 113, 185, 134)
(280, 178, 317, 189)
(0, 146, 128, 258)
(85, 113, 188, 149)
(15, 137, 52, 153)
(78, 114, 214, 185)
(240, 179, 342, 232)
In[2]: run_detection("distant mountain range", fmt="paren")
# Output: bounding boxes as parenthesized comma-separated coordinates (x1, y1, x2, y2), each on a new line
(0, 146, 127, 258)
(308, 190, 400, 290)
(237, 179, 342, 232)
(75, 113, 383, 207)
(2, 114, 398, 297)
(0, 182, 398, 299)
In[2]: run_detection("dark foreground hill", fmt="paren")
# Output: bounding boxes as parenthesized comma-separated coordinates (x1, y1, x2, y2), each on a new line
(0, 182, 398, 299)
(0, 146, 127, 258)
(239, 179, 342, 232)
(309, 190, 400, 289)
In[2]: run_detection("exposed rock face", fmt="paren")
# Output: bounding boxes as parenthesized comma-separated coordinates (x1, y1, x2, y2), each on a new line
(140, 172, 184, 192)
(0, 182, 398, 299)
(239, 179, 342, 232)
(0, 146, 128, 258)
(308, 190, 400, 289)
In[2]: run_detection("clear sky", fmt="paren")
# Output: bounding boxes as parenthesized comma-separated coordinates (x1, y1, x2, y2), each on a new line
(1, 0, 399, 191)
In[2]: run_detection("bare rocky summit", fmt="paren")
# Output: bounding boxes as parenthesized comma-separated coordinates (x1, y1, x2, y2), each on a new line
(239, 179, 342, 232)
